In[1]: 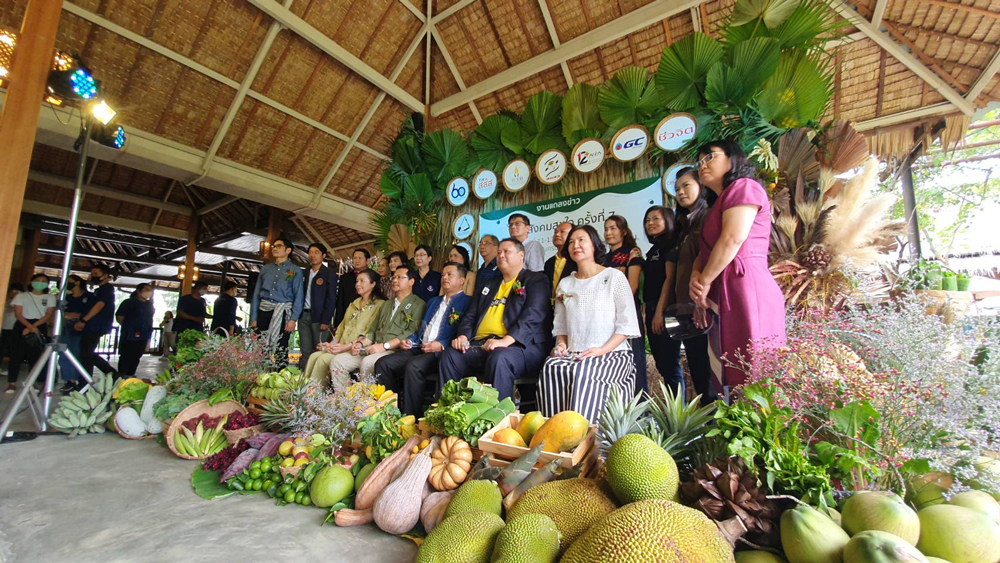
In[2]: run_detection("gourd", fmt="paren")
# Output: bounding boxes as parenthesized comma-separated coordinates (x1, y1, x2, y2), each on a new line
(421, 490, 455, 532)
(356, 434, 421, 509)
(334, 507, 374, 527)
(429, 436, 473, 491)
(373, 437, 440, 534)
(115, 407, 147, 438)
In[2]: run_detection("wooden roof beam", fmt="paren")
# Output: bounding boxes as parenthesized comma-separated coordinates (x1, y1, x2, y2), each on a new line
(430, 26, 483, 123)
(22, 199, 188, 239)
(966, 46, 1000, 102)
(831, 1, 975, 115)
(537, 0, 573, 87)
(430, 0, 704, 116)
(431, 0, 476, 25)
(918, 0, 1000, 19)
(871, 0, 888, 26)
(827, 31, 866, 49)
(247, 0, 424, 112)
(60, 2, 389, 161)
(197, 195, 240, 216)
(292, 215, 333, 252)
(28, 171, 192, 214)
(397, 0, 426, 22)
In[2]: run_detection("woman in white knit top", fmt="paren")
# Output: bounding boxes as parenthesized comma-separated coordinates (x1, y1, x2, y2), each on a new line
(539, 224, 641, 423)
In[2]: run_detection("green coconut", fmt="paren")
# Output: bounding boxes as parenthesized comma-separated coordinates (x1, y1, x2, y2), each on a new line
(841, 492, 920, 546)
(947, 490, 1000, 524)
(780, 504, 851, 563)
(843, 530, 928, 563)
(735, 552, 788, 563)
(916, 504, 1000, 563)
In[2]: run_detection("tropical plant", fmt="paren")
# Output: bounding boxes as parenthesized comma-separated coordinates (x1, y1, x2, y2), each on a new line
(517, 90, 565, 159)
(470, 114, 520, 172)
(561, 83, 606, 146)
(598, 66, 660, 131)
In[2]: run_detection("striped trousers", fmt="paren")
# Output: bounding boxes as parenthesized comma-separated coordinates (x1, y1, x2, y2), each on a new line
(538, 350, 636, 424)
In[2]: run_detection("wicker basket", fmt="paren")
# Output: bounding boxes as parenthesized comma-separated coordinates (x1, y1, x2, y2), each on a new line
(223, 424, 265, 445)
(166, 400, 247, 460)
(246, 395, 269, 415)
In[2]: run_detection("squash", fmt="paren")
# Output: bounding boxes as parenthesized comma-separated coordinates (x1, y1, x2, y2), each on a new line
(421, 491, 455, 533)
(373, 437, 440, 534)
(356, 434, 420, 509)
(334, 507, 374, 527)
(429, 436, 473, 491)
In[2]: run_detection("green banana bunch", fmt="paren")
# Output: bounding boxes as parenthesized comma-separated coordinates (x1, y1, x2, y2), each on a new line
(48, 373, 115, 438)
(172, 418, 229, 458)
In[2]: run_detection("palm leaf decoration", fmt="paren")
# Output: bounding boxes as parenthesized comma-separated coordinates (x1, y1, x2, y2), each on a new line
(518, 90, 565, 157)
(730, 0, 800, 28)
(598, 66, 659, 131)
(757, 51, 832, 130)
(771, 0, 845, 52)
(403, 173, 436, 207)
(704, 63, 746, 111)
(471, 114, 520, 172)
(421, 128, 470, 186)
(562, 83, 606, 146)
(730, 37, 781, 97)
(656, 32, 725, 111)
(389, 135, 423, 180)
(380, 169, 403, 199)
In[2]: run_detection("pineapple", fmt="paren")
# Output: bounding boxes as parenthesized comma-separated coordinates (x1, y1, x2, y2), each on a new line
(597, 386, 648, 457)
(642, 381, 717, 471)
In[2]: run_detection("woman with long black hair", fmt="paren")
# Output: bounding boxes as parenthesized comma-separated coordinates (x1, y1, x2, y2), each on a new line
(603, 215, 647, 394)
(642, 205, 683, 394)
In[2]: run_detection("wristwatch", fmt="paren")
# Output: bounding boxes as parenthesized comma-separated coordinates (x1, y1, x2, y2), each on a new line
(382, 342, 391, 351)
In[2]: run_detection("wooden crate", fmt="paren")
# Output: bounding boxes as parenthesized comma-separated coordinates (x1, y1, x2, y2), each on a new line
(485, 439, 600, 476)
(478, 412, 597, 469)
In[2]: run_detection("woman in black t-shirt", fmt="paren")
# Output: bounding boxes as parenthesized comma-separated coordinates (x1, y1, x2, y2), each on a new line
(602, 215, 647, 394)
(642, 206, 683, 394)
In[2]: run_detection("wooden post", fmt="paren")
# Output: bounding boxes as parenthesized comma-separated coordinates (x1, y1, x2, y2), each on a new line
(265, 207, 281, 264)
(16, 227, 41, 285)
(900, 148, 922, 261)
(0, 0, 64, 299)
(181, 212, 199, 295)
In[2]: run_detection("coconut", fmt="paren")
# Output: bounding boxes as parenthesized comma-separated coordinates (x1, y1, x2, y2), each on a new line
(841, 492, 920, 546)
(843, 531, 928, 563)
(916, 504, 1000, 563)
(780, 504, 851, 563)
(948, 490, 1000, 524)
(906, 472, 953, 511)
(114, 407, 147, 438)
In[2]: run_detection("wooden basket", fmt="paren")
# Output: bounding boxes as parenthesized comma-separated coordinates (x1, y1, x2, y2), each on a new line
(246, 396, 269, 415)
(223, 424, 264, 445)
(477, 412, 597, 469)
(166, 400, 247, 460)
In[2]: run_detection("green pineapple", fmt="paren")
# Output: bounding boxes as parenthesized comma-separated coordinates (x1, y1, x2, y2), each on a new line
(597, 386, 649, 457)
(641, 382, 717, 471)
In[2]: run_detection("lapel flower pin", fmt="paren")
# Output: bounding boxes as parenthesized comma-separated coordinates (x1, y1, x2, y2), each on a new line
(284, 268, 296, 281)
(403, 312, 414, 324)
(448, 308, 460, 325)
(512, 280, 525, 296)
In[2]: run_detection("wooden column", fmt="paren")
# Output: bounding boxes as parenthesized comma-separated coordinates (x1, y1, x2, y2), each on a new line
(265, 207, 281, 264)
(181, 212, 199, 295)
(0, 0, 64, 299)
(16, 227, 41, 285)
(900, 148, 922, 261)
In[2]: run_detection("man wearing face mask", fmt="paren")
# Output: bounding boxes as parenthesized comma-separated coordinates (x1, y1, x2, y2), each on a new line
(173, 281, 210, 335)
(74, 265, 118, 382)
(115, 283, 155, 377)
(251, 237, 303, 366)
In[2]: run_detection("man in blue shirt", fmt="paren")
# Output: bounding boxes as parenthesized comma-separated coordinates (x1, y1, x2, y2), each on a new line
(299, 243, 338, 370)
(74, 264, 118, 382)
(115, 283, 154, 377)
(476, 234, 501, 290)
(173, 281, 209, 334)
(251, 237, 303, 366)
(412, 244, 441, 303)
(373, 262, 471, 416)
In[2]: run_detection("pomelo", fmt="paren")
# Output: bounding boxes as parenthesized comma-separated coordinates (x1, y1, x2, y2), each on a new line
(842, 492, 920, 545)
(310, 464, 354, 508)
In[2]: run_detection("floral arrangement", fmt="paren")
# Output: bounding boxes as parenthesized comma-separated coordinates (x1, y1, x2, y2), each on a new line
(166, 332, 270, 403)
(512, 280, 525, 296)
(285, 373, 383, 445)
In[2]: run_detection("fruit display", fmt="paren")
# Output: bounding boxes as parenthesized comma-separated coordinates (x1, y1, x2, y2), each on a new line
(223, 411, 261, 431)
(841, 492, 920, 546)
(415, 510, 505, 563)
(276, 435, 322, 468)
(428, 436, 472, 491)
(605, 433, 679, 504)
(172, 414, 229, 458)
(529, 410, 589, 453)
(505, 478, 617, 553)
(423, 378, 514, 446)
(249, 369, 307, 400)
(47, 372, 116, 437)
(444, 479, 502, 519)
(490, 513, 561, 563)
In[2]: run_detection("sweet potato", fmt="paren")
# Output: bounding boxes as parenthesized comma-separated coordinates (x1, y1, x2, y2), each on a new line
(254, 433, 289, 461)
(355, 434, 421, 510)
(334, 507, 373, 527)
(221, 448, 259, 482)
(246, 432, 275, 449)
(420, 491, 454, 533)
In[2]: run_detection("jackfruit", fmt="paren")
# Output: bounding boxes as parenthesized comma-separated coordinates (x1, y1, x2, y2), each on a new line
(445, 479, 502, 519)
(490, 513, 560, 563)
(416, 510, 505, 563)
(505, 478, 616, 553)
(605, 434, 679, 503)
(561, 499, 735, 563)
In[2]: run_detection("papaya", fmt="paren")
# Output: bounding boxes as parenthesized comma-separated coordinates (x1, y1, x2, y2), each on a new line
(493, 428, 527, 448)
(516, 411, 545, 443)
(529, 411, 589, 453)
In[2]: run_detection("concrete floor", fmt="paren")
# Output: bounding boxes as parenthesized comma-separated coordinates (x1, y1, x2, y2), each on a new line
(0, 357, 418, 563)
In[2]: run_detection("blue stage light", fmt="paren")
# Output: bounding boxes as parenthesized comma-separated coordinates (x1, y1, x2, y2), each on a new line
(69, 68, 97, 99)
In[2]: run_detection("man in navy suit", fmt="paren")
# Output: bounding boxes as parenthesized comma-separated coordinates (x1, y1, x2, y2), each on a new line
(298, 243, 339, 370)
(439, 238, 551, 401)
(374, 262, 472, 415)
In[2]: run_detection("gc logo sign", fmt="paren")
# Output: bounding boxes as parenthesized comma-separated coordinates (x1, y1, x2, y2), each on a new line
(610, 125, 650, 162)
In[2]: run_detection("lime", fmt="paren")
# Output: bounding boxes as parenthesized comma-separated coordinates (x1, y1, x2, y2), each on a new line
(249, 461, 261, 471)
(251, 479, 263, 491)
(300, 495, 311, 506)
(260, 460, 272, 473)
(278, 483, 291, 495)
(283, 490, 296, 503)
(294, 491, 305, 504)
(294, 481, 307, 493)
(262, 479, 274, 491)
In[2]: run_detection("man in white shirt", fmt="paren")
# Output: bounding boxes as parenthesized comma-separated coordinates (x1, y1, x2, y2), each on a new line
(508, 213, 544, 272)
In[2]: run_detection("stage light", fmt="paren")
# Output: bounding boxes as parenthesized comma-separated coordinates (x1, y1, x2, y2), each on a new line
(259, 240, 271, 258)
(47, 55, 100, 102)
(92, 123, 127, 150)
(91, 99, 116, 125)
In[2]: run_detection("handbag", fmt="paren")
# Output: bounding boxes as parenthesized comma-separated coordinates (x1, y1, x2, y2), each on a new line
(24, 330, 47, 354)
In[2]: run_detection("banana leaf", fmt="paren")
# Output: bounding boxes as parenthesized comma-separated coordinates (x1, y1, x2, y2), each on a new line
(598, 66, 659, 131)
(421, 128, 470, 186)
(655, 32, 724, 111)
(518, 90, 565, 157)
(471, 114, 520, 171)
(461, 378, 499, 403)
(457, 402, 494, 426)
(562, 83, 606, 146)
(757, 51, 832, 129)
(191, 467, 235, 500)
(465, 397, 516, 446)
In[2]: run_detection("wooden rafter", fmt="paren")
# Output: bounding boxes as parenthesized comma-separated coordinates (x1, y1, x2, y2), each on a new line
(967, 46, 1000, 102)
(876, 48, 887, 117)
(430, 0, 476, 25)
(397, 0, 425, 22)
(29, 171, 192, 214)
(871, 0, 888, 26)
(882, 21, 968, 94)
(918, 0, 1000, 19)
(431, 26, 483, 123)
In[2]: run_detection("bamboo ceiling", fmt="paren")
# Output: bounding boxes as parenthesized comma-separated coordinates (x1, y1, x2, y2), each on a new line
(2, 0, 999, 234)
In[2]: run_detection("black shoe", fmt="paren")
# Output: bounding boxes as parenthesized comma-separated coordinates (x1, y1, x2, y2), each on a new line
(59, 382, 76, 394)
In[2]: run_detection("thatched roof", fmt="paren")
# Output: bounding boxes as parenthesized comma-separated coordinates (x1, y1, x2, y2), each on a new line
(2, 0, 999, 233)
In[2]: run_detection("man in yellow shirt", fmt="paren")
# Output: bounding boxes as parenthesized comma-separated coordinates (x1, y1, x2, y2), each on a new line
(440, 238, 551, 401)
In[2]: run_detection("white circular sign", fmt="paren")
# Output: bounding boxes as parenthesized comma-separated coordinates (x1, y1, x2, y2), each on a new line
(571, 138, 605, 173)
(453, 213, 475, 240)
(610, 125, 650, 162)
(457, 242, 473, 260)
(662, 161, 696, 196)
(472, 169, 498, 200)
(535, 149, 567, 185)
(446, 177, 469, 207)
(654, 113, 698, 152)
(502, 159, 531, 192)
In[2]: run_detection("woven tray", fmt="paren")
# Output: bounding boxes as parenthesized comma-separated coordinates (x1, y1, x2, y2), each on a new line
(223, 424, 264, 445)
(166, 400, 247, 460)
(246, 395, 268, 415)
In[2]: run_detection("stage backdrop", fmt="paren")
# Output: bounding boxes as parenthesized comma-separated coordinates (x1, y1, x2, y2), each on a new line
(477, 177, 663, 265)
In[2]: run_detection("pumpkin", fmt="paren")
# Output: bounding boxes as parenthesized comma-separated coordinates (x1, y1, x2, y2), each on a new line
(429, 436, 473, 491)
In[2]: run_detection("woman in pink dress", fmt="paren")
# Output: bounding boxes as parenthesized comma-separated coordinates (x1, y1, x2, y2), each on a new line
(689, 140, 786, 391)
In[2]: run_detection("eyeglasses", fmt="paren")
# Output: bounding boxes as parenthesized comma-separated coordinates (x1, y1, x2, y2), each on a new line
(479, 240, 495, 246)
(271, 243, 286, 249)
(392, 275, 409, 281)
(508, 221, 527, 227)
(697, 151, 725, 168)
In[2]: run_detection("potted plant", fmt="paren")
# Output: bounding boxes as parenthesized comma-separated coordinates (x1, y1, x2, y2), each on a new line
(957, 271, 971, 292)
(942, 270, 958, 291)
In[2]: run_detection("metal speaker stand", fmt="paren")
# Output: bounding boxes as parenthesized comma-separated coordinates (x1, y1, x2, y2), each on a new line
(0, 121, 97, 442)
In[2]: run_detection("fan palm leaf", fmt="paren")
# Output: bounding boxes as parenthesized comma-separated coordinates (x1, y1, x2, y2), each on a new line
(757, 51, 833, 129)
(421, 128, 470, 186)
(390, 136, 423, 178)
(729, 37, 781, 97)
(471, 114, 520, 172)
(730, 0, 800, 28)
(598, 66, 659, 130)
(518, 90, 565, 157)
(771, 0, 845, 52)
(704, 63, 747, 111)
(402, 173, 436, 207)
(380, 169, 403, 200)
(656, 32, 725, 111)
(817, 120, 870, 176)
(562, 83, 607, 146)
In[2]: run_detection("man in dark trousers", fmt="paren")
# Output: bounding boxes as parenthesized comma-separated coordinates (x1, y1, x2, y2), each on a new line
(374, 262, 471, 415)
(250, 237, 303, 366)
(439, 238, 551, 401)
(115, 283, 154, 377)
(298, 243, 338, 370)
(543, 221, 576, 298)
(173, 281, 210, 335)
(476, 234, 501, 290)
(210, 281, 239, 336)
(74, 264, 118, 382)
(334, 248, 371, 327)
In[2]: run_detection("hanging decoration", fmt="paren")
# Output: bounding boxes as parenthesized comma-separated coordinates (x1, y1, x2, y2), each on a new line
(446, 177, 469, 207)
(654, 113, 698, 152)
(502, 159, 531, 192)
(571, 138, 606, 173)
(535, 149, 568, 185)
(471, 169, 498, 200)
(609, 125, 651, 162)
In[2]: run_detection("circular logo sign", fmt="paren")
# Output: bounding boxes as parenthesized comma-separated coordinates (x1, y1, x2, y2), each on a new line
(472, 169, 498, 200)
(453, 213, 475, 240)
(610, 125, 650, 162)
(446, 177, 469, 207)
(457, 242, 473, 260)
(571, 138, 605, 173)
(654, 113, 697, 152)
(502, 159, 531, 192)
(535, 149, 567, 185)
(662, 161, 695, 197)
